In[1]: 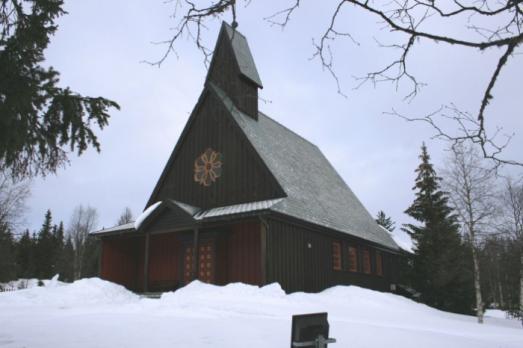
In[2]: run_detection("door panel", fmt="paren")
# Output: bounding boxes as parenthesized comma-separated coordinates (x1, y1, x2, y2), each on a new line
(182, 241, 215, 284)
(198, 242, 215, 283)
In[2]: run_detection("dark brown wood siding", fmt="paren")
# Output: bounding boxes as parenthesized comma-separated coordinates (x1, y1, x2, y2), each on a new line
(265, 217, 398, 293)
(100, 236, 144, 292)
(150, 91, 283, 209)
(226, 221, 262, 285)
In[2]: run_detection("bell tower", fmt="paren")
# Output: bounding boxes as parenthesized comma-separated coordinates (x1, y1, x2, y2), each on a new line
(205, 22, 263, 120)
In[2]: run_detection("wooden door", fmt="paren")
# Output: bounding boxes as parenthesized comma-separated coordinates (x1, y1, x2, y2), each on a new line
(183, 245, 194, 284)
(198, 242, 215, 283)
(182, 241, 215, 284)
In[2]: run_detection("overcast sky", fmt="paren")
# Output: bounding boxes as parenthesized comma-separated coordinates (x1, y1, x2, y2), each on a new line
(23, 1, 522, 240)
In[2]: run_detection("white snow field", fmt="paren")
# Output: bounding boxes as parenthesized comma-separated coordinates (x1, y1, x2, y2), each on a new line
(0, 278, 522, 348)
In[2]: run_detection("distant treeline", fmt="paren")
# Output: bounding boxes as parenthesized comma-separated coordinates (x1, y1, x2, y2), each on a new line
(0, 208, 100, 283)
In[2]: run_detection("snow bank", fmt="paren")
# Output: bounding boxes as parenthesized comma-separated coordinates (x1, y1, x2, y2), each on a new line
(0, 275, 64, 291)
(0, 277, 138, 307)
(484, 309, 520, 321)
(1, 279, 522, 348)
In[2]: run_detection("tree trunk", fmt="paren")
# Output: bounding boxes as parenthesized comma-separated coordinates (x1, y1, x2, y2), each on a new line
(472, 246, 484, 323)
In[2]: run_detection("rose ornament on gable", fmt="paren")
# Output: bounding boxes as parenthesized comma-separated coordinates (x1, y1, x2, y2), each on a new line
(194, 148, 223, 187)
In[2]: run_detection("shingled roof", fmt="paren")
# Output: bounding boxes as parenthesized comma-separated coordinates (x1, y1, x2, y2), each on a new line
(209, 82, 399, 250)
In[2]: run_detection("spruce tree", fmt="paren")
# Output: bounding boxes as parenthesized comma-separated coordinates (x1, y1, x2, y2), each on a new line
(16, 229, 36, 278)
(375, 210, 395, 232)
(59, 235, 75, 282)
(403, 143, 474, 314)
(52, 221, 65, 275)
(80, 237, 100, 278)
(35, 209, 55, 278)
(0, 0, 119, 178)
(0, 223, 17, 282)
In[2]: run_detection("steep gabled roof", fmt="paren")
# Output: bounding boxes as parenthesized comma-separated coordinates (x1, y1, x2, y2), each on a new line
(210, 82, 399, 250)
(206, 22, 263, 88)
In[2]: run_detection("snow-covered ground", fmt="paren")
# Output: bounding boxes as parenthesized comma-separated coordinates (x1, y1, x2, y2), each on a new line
(0, 275, 63, 291)
(0, 278, 522, 348)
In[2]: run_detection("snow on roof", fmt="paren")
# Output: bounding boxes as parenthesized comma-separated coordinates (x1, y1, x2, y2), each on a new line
(90, 199, 282, 236)
(134, 201, 162, 230)
(90, 222, 134, 235)
(193, 198, 283, 220)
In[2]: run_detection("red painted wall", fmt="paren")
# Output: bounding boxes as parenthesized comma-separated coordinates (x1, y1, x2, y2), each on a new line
(101, 222, 262, 292)
(101, 236, 144, 291)
(148, 233, 181, 291)
(227, 221, 262, 285)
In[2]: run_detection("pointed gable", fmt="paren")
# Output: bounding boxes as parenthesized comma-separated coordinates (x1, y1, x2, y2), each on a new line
(145, 87, 285, 210)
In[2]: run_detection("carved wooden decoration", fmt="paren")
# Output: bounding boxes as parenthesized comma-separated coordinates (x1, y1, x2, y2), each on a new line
(194, 148, 223, 187)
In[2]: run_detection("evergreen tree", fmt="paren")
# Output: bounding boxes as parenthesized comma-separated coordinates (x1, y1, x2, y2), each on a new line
(375, 210, 395, 232)
(80, 237, 100, 278)
(51, 221, 65, 278)
(403, 143, 474, 314)
(0, 0, 119, 178)
(35, 209, 55, 278)
(16, 229, 36, 278)
(0, 223, 17, 282)
(58, 235, 75, 282)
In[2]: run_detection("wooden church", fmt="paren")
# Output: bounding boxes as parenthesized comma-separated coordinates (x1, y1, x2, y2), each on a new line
(91, 22, 401, 294)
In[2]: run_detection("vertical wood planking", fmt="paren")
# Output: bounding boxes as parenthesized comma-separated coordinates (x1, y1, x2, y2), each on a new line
(148, 233, 181, 291)
(151, 91, 284, 210)
(266, 218, 394, 293)
(226, 221, 262, 285)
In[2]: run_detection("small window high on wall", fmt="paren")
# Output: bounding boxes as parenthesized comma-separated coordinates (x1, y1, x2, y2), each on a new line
(332, 242, 342, 271)
(376, 251, 383, 276)
(362, 249, 371, 274)
(348, 246, 358, 272)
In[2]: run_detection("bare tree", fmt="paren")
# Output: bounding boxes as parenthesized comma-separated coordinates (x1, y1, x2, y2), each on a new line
(155, 0, 522, 166)
(117, 207, 133, 225)
(68, 205, 98, 279)
(0, 170, 30, 233)
(443, 143, 499, 323)
(500, 178, 523, 322)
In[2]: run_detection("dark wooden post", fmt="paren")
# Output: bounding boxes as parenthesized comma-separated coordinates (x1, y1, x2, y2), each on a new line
(97, 238, 103, 278)
(143, 232, 150, 293)
(259, 217, 268, 285)
(192, 228, 199, 280)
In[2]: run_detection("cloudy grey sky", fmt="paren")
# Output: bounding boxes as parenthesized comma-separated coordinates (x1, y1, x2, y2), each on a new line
(23, 1, 522, 238)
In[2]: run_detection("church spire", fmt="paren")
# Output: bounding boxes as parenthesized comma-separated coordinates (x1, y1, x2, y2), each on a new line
(205, 22, 262, 119)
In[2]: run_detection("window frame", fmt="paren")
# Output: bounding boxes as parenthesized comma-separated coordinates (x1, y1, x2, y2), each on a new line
(362, 248, 371, 275)
(375, 251, 383, 277)
(332, 241, 342, 271)
(347, 245, 358, 272)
